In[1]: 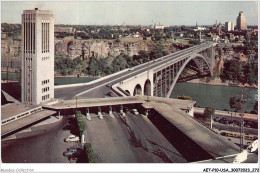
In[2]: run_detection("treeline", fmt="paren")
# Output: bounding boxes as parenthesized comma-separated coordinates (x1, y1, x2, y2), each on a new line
(54, 44, 169, 76)
(220, 59, 258, 85)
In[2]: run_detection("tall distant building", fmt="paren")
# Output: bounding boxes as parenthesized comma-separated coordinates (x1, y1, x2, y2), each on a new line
(21, 8, 54, 105)
(236, 11, 247, 31)
(231, 22, 235, 31)
(225, 21, 234, 32)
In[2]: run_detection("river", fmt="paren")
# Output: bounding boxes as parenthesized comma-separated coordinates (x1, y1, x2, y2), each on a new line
(2, 72, 257, 113)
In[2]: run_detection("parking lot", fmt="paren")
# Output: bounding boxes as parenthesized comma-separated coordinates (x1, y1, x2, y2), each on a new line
(2, 116, 82, 163)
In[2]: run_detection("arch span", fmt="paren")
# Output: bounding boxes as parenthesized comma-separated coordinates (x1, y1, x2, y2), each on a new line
(144, 79, 151, 96)
(133, 84, 142, 96)
(166, 54, 211, 98)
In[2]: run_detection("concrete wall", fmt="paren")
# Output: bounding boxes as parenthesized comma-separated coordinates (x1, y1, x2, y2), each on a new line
(117, 70, 154, 96)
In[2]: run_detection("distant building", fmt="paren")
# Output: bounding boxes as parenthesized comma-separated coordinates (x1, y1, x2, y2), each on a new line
(225, 22, 234, 32)
(1, 33, 7, 39)
(153, 23, 169, 30)
(231, 22, 235, 31)
(22, 8, 54, 105)
(55, 27, 75, 34)
(236, 11, 247, 31)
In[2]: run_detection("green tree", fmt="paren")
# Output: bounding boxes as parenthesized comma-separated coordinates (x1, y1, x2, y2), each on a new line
(149, 44, 169, 60)
(229, 96, 242, 122)
(220, 59, 243, 83)
(203, 107, 215, 120)
(229, 96, 242, 112)
(177, 95, 192, 100)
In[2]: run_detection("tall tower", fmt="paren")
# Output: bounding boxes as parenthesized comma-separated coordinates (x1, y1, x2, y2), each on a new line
(236, 11, 247, 31)
(21, 8, 54, 105)
(225, 21, 232, 32)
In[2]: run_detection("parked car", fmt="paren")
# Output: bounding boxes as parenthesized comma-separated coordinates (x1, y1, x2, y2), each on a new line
(213, 116, 221, 122)
(63, 147, 82, 158)
(129, 68, 134, 71)
(130, 109, 139, 115)
(244, 120, 257, 129)
(232, 120, 241, 126)
(63, 150, 75, 157)
(65, 135, 80, 142)
(219, 118, 229, 124)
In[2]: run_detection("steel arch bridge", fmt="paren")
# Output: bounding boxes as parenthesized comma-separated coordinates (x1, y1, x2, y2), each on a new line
(113, 42, 216, 98)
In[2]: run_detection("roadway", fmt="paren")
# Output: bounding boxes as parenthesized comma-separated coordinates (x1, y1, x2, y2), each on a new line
(54, 42, 214, 100)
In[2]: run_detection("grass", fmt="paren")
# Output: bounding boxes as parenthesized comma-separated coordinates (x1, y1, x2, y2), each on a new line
(84, 143, 97, 163)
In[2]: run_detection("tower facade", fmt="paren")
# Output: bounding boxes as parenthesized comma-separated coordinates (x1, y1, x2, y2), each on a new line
(236, 11, 247, 31)
(21, 8, 54, 105)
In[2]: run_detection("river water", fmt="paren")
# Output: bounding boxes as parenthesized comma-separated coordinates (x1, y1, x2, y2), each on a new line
(2, 72, 257, 112)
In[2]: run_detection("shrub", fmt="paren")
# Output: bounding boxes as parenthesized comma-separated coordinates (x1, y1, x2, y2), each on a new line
(84, 143, 97, 163)
(76, 111, 85, 135)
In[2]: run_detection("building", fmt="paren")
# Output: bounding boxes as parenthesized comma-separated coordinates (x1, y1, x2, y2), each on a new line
(54, 26, 75, 34)
(231, 22, 235, 31)
(225, 21, 234, 32)
(21, 8, 54, 105)
(236, 11, 247, 31)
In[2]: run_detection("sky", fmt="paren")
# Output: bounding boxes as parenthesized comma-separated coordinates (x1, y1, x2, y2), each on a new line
(1, 1, 258, 26)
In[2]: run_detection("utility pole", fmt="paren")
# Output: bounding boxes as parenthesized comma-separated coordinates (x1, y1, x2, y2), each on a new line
(147, 60, 150, 102)
(240, 90, 245, 152)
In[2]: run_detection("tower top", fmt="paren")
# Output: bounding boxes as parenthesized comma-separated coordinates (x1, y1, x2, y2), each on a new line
(23, 8, 53, 14)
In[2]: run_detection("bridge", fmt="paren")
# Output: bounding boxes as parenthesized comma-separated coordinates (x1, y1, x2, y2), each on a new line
(54, 42, 216, 100)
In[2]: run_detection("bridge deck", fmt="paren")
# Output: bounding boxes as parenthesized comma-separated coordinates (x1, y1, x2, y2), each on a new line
(1, 109, 56, 136)
(44, 96, 145, 110)
(2, 102, 39, 120)
(140, 96, 240, 158)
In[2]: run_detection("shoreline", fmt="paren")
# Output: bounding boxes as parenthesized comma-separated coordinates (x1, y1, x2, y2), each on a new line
(187, 78, 258, 89)
(54, 75, 100, 78)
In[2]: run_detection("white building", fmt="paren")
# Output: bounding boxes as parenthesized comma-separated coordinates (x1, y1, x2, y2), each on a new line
(21, 8, 54, 105)
(225, 21, 234, 32)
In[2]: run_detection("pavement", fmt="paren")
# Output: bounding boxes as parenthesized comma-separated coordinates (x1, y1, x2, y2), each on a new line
(84, 111, 186, 163)
(194, 107, 258, 121)
(1, 116, 78, 163)
(206, 122, 258, 135)
(140, 96, 241, 159)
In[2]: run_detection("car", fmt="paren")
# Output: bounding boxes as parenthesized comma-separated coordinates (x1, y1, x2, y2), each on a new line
(232, 120, 241, 126)
(106, 83, 112, 87)
(63, 148, 82, 158)
(65, 135, 80, 142)
(130, 109, 139, 115)
(129, 68, 134, 71)
(219, 118, 229, 124)
(213, 116, 221, 122)
(63, 150, 75, 157)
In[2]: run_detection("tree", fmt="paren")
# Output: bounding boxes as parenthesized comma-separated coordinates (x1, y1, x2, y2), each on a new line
(229, 96, 242, 123)
(203, 107, 215, 121)
(177, 95, 192, 100)
(229, 96, 242, 112)
(149, 44, 169, 60)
